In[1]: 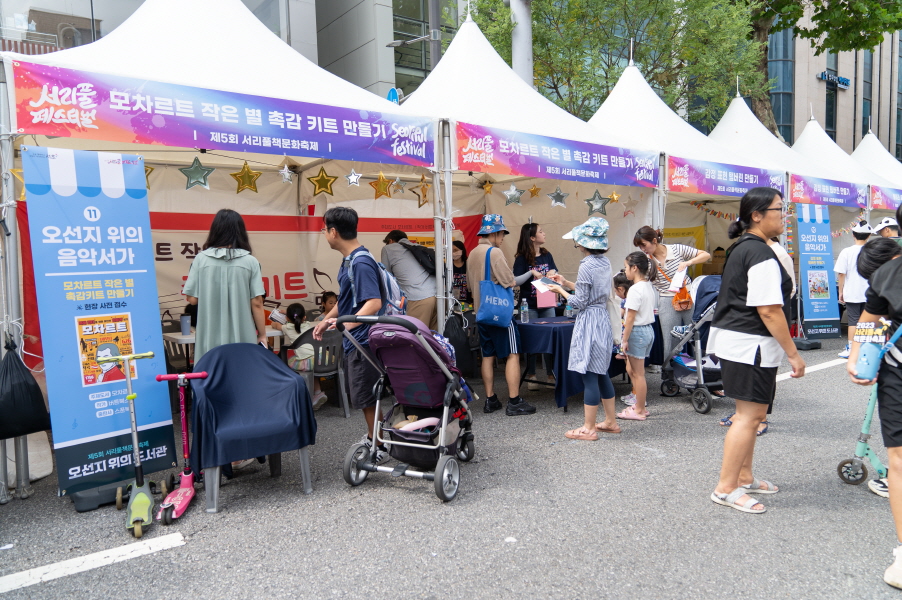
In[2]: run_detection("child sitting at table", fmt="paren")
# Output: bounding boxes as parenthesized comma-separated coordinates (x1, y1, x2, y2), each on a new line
(315, 291, 337, 322)
(274, 303, 327, 409)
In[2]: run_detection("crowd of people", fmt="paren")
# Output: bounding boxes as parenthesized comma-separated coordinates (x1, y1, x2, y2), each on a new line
(181, 193, 902, 590)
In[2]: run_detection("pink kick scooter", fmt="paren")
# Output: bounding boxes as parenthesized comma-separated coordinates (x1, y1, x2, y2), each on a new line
(154, 371, 207, 525)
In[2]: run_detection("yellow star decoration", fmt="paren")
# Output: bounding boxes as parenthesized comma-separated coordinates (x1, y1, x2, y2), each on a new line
(144, 166, 154, 189)
(369, 171, 393, 199)
(230, 161, 262, 194)
(528, 184, 541, 198)
(307, 166, 338, 196)
(608, 190, 621, 204)
(9, 168, 25, 201)
(411, 174, 431, 208)
(482, 180, 493, 195)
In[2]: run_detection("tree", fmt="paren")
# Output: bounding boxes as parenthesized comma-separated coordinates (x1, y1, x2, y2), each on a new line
(750, 0, 902, 139)
(470, 0, 769, 131)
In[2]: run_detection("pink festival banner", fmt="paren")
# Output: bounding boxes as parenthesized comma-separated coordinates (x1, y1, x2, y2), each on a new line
(11, 60, 434, 167)
(667, 155, 785, 197)
(871, 185, 902, 211)
(455, 121, 658, 188)
(788, 174, 867, 209)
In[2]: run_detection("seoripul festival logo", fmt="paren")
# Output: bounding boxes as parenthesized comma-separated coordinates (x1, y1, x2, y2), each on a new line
(390, 123, 429, 159)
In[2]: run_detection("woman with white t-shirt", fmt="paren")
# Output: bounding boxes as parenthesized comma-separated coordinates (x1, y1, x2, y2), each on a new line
(616, 251, 659, 421)
(709, 187, 806, 514)
(633, 226, 711, 358)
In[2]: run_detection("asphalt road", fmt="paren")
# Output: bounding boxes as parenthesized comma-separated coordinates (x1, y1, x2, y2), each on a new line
(0, 337, 898, 599)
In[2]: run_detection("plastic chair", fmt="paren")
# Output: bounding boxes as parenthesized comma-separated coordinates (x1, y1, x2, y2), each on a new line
(189, 343, 317, 513)
(279, 328, 350, 418)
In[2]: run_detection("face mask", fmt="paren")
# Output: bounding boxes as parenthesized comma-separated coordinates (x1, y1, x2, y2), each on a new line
(453, 251, 463, 260)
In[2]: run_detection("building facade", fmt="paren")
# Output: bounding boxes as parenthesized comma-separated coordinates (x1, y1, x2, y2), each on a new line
(0, 0, 318, 62)
(770, 26, 902, 159)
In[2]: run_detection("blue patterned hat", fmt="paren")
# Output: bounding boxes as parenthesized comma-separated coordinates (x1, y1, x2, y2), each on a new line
(477, 213, 510, 235)
(562, 217, 609, 250)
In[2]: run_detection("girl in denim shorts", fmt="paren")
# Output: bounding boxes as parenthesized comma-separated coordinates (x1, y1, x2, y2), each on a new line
(617, 252, 659, 421)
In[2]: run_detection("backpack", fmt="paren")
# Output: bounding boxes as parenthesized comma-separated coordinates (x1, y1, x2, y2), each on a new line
(400, 239, 437, 275)
(346, 250, 407, 316)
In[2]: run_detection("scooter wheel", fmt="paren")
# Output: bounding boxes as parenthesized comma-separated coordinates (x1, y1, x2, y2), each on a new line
(115, 487, 123, 511)
(133, 521, 143, 538)
(837, 459, 868, 485)
(161, 505, 174, 526)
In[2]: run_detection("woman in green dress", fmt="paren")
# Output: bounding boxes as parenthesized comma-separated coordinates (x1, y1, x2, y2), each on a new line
(184, 209, 267, 363)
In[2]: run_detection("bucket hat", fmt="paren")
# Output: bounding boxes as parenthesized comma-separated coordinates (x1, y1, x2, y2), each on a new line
(562, 217, 609, 250)
(477, 214, 510, 235)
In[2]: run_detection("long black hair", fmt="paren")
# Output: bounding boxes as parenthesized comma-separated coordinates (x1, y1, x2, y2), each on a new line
(285, 303, 306, 332)
(452, 240, 468, 262)
(625, 250, 658, 281)
(203, 209, 252, 253)
(632, 225, 663, 248)
(728, 187, 783, 239)
(515, 223, 547, 267)
(857, 237, 902, 281)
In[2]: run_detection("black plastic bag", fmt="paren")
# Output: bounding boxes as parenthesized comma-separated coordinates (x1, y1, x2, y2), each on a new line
(0, 337, 51, 439)
(444, 314, 476, 378)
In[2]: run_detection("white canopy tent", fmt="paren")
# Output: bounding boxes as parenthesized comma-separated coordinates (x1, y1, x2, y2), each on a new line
(403, 15, 658, 307)
(851, 133, 902, 228)
(588, 65, 784, 255)
(0, 0, 471, 358)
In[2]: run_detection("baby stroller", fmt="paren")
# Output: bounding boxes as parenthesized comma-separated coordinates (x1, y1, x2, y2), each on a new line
(660, 275, 724, 414)
(336, 315, 474, 502)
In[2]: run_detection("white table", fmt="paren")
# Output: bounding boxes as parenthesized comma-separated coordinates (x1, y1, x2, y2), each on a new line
(162, 326, 284, 345)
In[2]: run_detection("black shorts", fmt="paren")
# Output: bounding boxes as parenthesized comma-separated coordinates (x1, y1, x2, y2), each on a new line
(345, 347, 382, 410)
(877, 360, 902, 447)
(721, 351, 777, 408)
(478, 322, 521, 358)
(845, 302, 865, 327)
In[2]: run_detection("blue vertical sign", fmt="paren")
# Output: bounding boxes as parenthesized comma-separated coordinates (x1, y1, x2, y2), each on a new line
(23, 146, 175, 495)
(797, 204, 841, 339)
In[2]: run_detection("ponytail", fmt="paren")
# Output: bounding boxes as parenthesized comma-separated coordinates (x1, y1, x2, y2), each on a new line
(633, 225, 663, 248)
(625, 251, 657, 280)
(286, 303, 306, 332)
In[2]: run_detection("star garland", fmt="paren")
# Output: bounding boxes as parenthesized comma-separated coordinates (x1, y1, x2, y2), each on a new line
(585, 189, 610, 216)
(411, 174, 430, 208)
(345, 169, 362, 186)
(230, 161, 262, 194)
(503, 184, 525, 206)
(621, 193, 639, 217)
(831, 210, 867, 238)
(179, 157, 215, 190)
(392, 177, 406, 195)
(528, 184, 541, 198)
(307, 166, 338, 196)
(278, 165, 293, 184)
(9, 168, 25, 201)
(369, 171, 393, 199)
(547, 186, 568, 208)
(479, 178, 494, 195)
(144, 166, 154, 189)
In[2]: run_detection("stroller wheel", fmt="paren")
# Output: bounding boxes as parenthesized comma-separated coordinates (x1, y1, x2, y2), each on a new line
(434, 455, 460, 502)
(837, 459, 868, 485)
(342, 443, 370, 487)
(691, 388, 713, 414)
(660, 382, 680, 397)
(456, 438, 475, 462)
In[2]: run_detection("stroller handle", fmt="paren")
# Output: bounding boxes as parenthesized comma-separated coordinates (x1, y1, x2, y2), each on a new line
(335, 315, 419, 335)
(156, 371, 208, 382)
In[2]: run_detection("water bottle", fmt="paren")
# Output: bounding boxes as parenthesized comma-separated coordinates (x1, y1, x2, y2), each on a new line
(565, 298, 573, 318)
(520, 299, 529, 323)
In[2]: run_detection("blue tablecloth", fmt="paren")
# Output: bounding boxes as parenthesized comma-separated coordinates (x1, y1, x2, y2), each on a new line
(516, 316, 626, 408)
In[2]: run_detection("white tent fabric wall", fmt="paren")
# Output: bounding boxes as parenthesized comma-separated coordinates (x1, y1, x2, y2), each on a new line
(851, 132, 902, 187)
(484, 183, 655, 285)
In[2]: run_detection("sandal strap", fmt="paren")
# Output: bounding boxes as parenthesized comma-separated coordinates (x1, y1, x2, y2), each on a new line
(725, 487, 760, 509)
(745, 478, 774, 491)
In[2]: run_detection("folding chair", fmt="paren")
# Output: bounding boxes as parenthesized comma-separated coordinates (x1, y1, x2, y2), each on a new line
(279, 328, 350, 418)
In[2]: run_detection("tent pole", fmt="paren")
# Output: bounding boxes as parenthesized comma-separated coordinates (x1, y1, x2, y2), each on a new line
(432, 123, 445, 332)
(441, 119, 454, 331)
(654, 153, 667, 230)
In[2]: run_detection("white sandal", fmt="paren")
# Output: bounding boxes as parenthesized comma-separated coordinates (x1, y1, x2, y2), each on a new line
(710, 488, 766, 514)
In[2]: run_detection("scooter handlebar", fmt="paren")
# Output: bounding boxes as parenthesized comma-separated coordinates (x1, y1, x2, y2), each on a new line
(155, 371, 208, 382)
(97, 351, 154, 364)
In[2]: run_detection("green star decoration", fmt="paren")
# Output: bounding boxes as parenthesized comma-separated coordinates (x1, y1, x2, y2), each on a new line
(585, 189, 610, 216)
(548, 186, 569, 208)
(503, 183, 526, 206)
(179, 157, 215, 190)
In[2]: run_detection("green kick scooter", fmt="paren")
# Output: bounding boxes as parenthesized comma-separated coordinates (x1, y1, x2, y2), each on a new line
(97, 350, 157, 537)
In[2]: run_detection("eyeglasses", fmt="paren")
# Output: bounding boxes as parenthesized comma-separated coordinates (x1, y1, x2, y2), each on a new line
(761, 204, 788, 214)
(320, 226, 331, 234)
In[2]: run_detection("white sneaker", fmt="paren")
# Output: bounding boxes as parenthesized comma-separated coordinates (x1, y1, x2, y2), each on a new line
(360, 435, 389, 464)
(885, 546, 902, 589)
(869, 478, 890, 498)
(838, 344, 851, 359)
(621, 392, 637, 406)
(311, 391, 329, 410)
(527, 379, 541, 391)
(645, 365, 661, 374)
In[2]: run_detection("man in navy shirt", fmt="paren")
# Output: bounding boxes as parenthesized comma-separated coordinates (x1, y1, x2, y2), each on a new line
(314, 207, 388, 462)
